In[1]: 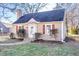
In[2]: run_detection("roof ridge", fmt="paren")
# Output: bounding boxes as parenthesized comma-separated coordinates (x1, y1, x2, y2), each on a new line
(23, 8, 65, 15)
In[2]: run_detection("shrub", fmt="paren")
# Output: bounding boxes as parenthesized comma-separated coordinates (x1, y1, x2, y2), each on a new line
(50, 29, 58, 39)
(17, 29, 26, 38)
(51, 29, 58, 34)
(10, 33, 15, 39)
(70, 28, 77, 34)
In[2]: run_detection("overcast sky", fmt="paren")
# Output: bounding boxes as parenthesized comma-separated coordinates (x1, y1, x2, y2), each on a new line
(39, 3, 56, 12)
(0, 3, 56, 23)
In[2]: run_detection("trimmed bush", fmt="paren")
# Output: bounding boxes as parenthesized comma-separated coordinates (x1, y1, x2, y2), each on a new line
(10, 33, 15, 39)
(16, 29, 26, 40)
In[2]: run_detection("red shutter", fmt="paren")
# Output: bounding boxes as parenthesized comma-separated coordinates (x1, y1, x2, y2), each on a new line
(52, 24, 55, 29)
(43, 25, 45, 34)
(16, 25, 19, 31)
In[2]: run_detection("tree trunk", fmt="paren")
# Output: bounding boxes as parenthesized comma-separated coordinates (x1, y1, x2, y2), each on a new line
(65, 13, 68, 36)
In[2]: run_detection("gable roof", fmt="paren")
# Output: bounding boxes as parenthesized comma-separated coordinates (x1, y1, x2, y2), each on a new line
(14, 9, 65, 24)
(0, 22, 9, 33)
(27, 18, 39, 23)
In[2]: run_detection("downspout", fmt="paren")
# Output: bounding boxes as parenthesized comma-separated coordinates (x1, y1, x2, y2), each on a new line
(61, 22, 64, 42)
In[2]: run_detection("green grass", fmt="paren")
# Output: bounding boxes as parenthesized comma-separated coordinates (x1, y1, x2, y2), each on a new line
(0, 43, 79, 56)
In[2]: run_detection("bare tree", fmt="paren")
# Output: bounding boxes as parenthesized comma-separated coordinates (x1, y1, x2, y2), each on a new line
(0, 3, 18, 22)
(54, 3, 72, 35)
(54, 3, 79, 35)
(19, 3, 48, 13)
(67, 4, 79, 27)
(0, 3, 48, 21)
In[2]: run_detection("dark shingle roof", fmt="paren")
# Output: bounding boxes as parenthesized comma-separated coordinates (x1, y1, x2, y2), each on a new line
(14, 9, 65, 24)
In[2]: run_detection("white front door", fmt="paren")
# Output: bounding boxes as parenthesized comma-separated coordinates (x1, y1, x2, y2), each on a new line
(45, 24, 52, 35)
(28, 24, 37, 38)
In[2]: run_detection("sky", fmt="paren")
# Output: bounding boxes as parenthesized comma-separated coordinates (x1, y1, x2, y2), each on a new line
(0, 3, 56, 24)
(39, 3, 56, 12)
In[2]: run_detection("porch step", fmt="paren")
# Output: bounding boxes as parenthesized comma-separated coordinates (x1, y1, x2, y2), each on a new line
(39, 34, 56, 41)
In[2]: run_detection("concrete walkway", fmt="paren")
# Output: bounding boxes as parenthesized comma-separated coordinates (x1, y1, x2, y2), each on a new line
(0, 38, 34, 46)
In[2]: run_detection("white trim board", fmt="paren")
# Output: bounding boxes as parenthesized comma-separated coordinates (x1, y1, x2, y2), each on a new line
(27, 18, 39, 23)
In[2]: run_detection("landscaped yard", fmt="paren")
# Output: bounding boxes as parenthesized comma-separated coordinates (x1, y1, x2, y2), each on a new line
(0, 41, 79, 56)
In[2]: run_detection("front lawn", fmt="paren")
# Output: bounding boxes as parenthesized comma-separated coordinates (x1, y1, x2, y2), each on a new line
(0, 42, 79, 56)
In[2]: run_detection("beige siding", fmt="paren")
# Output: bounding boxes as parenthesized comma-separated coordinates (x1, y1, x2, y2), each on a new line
(13, 21, 63, 33)
(37, 22, 63, 34)
(12, 21, 63, 41)
(37, 23, 43, 34)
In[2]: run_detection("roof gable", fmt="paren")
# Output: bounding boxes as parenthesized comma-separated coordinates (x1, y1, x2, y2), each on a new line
(27, 18, 39, 23)
(14, 9, 65, 24)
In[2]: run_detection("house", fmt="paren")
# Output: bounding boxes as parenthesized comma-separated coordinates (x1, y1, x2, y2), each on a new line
(13, 9, 66, 42)
(0, 21, 10, 35)
(0, 22, 11, 41)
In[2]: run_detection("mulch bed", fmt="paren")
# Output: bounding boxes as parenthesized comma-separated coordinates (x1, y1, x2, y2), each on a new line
(31, 39, 63, 44)
(64, 37, 76, 42)
(31, 37, 76, 44)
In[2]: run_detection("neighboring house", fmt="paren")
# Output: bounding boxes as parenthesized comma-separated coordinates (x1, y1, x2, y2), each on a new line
(0, 22, 10, 35)
(13, 9, 66, 42)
